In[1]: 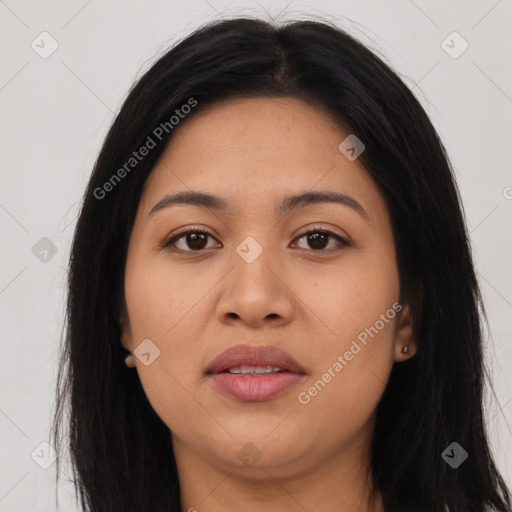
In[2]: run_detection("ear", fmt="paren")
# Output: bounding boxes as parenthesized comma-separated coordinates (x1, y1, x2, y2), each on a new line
(394, 282, 422, 362)
(120, 313, 137, 368)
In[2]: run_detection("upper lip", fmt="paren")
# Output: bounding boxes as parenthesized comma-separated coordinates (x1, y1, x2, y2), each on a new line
(206, 344, 306, 375)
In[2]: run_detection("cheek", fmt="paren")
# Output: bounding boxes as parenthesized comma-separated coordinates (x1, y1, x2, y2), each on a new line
(295, 312, 397, 446)
(123, 257, 215, 428)
(292, 247, 400, 342)
(125, 255, 211, 339)
(291, 249, 399, 419)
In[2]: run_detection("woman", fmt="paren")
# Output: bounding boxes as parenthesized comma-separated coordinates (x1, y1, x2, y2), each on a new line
(51, 16, 511, 512)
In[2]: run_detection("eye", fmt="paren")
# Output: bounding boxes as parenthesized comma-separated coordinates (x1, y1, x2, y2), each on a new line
(161, 227, 220, 252)
(292, 226, 349, 253)
(161, 226, 349, 253)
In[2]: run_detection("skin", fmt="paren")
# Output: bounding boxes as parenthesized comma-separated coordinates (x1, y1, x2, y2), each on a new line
(121, 96, 417, 512)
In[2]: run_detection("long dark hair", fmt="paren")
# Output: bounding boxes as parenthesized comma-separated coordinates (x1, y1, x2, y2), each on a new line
(51, 16, 511, 512)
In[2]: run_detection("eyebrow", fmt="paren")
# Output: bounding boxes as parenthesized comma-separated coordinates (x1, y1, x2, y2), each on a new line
(148, 190, 369, 221)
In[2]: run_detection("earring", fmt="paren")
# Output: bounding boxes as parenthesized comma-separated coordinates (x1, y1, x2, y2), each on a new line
(124, 352, 136, 368)
(401, 345, 409, 354)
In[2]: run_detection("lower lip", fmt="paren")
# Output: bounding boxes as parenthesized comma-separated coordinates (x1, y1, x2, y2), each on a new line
(209, 372, 305, 402)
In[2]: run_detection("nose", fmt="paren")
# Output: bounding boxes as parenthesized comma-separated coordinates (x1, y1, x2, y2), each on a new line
(215, 246, 295, 329)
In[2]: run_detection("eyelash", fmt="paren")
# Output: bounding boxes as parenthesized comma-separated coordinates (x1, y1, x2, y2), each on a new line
(161, 225, 349, 254)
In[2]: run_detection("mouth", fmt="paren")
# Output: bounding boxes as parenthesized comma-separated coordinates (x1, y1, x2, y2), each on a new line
(220, 365, 288, 376)
(206, 344, 306, 402)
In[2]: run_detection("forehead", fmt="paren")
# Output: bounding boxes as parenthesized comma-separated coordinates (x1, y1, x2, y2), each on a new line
(139, 97, 385, 223)
(166, 96, 349, 154)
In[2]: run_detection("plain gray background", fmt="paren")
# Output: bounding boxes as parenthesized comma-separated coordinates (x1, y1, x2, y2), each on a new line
(1, 1, 511, 510)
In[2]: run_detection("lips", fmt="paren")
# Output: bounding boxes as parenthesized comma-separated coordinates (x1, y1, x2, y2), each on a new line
(207, 344, 306, 402)
(206, 344, 306, 375)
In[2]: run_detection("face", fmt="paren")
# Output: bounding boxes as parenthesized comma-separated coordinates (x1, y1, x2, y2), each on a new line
(121, 96, 415, 480)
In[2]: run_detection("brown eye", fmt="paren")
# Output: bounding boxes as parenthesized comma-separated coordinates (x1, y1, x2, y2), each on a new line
(163, 229, 219, 252)
(162, 226, 348, 254)
(294, 228, 348, 252)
